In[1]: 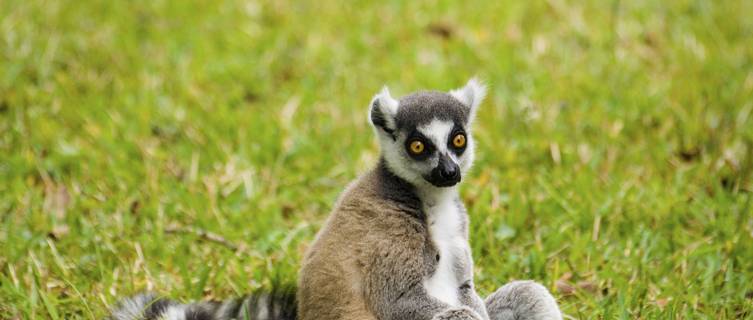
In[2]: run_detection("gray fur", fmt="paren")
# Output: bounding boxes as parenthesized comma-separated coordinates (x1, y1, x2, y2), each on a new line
(395, 91, 471, 129)
(485, 281, 563, 320)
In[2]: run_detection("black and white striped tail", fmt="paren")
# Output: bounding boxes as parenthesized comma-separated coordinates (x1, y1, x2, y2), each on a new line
(108, 286, 296, 320)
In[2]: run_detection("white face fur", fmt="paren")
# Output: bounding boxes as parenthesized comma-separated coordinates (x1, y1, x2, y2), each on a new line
(369, 78, 487, 191)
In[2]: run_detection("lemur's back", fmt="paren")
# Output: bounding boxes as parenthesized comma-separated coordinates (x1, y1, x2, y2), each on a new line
(297, 162, 436, 320)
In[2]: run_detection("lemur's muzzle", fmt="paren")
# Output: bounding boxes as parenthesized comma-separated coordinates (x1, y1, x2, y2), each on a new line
(427, 153, 461, 187)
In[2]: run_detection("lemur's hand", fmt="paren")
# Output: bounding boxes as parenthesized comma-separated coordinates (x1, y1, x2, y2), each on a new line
(432, 306, 484, 320)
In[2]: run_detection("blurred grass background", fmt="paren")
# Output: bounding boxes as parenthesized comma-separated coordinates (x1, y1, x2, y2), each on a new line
(2, 0, 753, 318)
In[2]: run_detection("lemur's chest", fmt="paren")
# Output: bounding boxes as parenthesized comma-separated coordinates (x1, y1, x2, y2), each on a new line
(423, 197, 470, 307)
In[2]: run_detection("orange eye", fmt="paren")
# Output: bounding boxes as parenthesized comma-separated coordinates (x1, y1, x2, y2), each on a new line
(409, 141, 425, 154)
(452, 134, 466, 148)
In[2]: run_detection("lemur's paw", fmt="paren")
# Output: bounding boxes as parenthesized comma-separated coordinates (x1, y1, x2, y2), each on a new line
(485, 280, 562, 320)
(432, 306, 483, 320)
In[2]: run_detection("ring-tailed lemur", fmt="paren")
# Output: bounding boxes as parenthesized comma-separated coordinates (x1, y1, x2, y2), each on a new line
(109, 79, 562, 320)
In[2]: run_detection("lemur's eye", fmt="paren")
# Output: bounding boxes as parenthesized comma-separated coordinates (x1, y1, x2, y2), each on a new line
(409, 140, 425, 154)
(452, 133, 466, 148)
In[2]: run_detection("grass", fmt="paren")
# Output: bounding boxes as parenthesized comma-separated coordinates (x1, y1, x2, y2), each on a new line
(1, 0, 752, 318)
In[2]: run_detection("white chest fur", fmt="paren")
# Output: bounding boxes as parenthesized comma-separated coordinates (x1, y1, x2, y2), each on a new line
(423, 193, 468, 307)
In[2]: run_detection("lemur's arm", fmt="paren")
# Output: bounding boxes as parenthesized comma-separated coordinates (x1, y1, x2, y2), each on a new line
(362, 228, 481, 320)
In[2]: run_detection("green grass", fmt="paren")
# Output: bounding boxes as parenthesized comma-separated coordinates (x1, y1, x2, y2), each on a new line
(2, 0, 752, 318)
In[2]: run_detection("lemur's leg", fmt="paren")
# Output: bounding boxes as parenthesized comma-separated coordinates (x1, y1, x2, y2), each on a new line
(484, 280, 562, 320)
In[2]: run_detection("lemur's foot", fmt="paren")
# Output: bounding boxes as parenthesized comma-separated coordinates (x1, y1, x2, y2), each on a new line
(485, 280, 562, 320)
(432, 306, 484, 320)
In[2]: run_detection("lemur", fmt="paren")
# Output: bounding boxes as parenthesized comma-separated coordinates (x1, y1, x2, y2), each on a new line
(110, 79, 562, 320)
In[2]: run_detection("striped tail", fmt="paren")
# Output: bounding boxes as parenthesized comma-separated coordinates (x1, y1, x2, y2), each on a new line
(108, 285, 296, 320)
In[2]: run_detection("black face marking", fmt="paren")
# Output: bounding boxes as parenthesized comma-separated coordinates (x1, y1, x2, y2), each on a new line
(448, 125, 467, 155)
(404, 130, 436, 160)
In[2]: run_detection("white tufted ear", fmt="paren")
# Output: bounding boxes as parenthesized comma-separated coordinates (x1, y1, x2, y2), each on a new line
(369, 86, 400, 136)
(450, 78, 487, 123)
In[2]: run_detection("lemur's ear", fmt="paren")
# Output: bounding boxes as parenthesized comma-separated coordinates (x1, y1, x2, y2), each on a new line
(369, 86, 399, 137)
(450, 78, 487, 123)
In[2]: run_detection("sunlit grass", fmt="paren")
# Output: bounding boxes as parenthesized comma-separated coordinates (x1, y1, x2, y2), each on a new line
(1, 0, 752, 318)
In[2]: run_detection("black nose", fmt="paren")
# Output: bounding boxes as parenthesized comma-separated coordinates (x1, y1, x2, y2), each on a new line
(427, 154, 462, 187)
(439, 165, 459, 180)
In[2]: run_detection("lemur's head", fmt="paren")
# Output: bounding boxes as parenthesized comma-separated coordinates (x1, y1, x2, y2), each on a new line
(369, 78, 486, 189)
